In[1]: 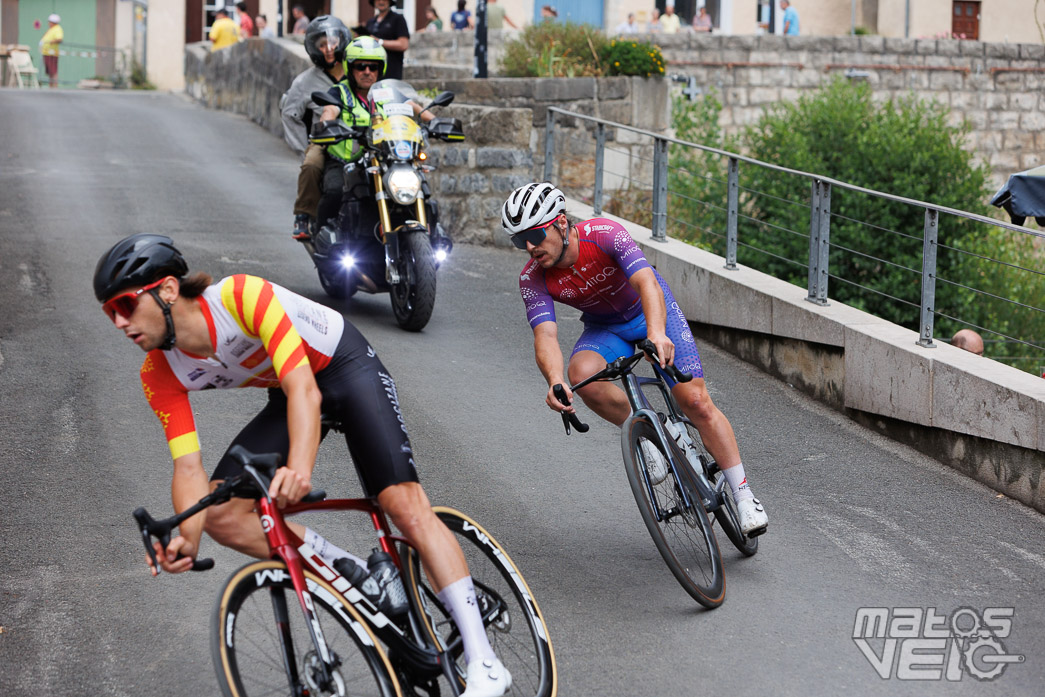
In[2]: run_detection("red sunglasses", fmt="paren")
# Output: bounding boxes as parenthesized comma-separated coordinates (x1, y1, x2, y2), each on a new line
(102, 277, 168, 321)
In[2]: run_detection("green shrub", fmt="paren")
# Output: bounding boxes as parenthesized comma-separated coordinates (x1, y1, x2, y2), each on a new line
(499, 21, 608, 77)
(599, 39, 665, 77)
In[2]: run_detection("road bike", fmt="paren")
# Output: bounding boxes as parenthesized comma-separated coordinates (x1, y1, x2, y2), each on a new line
(133, 432, 556, 697)
(554, 340, 758, 609)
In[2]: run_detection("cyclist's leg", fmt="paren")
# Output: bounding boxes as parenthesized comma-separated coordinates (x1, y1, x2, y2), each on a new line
(567, 324, 637, 426)
(205, 390, 294, 557)
(321, 323, 504, 672)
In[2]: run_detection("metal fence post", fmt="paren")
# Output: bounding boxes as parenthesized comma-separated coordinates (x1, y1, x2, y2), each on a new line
(543, 108, 555, 183)
(806, 179, 831, 305)
(918, 208, 939, 347)
(725, 157, 739, 269)
(594, 123, 606, 216)
(651, 137, 668, 241)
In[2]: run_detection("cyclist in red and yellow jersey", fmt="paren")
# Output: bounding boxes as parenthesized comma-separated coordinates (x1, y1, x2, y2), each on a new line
(95, 234, 510, 697)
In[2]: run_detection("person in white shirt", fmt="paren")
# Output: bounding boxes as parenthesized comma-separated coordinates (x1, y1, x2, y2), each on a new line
(615, 13, 639, 34)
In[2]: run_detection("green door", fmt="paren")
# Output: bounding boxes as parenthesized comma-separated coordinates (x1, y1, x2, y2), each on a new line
(18, 0, 98, 87)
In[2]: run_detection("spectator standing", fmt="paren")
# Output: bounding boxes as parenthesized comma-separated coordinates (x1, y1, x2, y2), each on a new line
(257, 14, 276, 38)
(659, 4, 682, 34)
(615, 13, 639, 34)
(781, 0, 800, 35)
(951, 329, 985, 356)
(648, 8, 662, 33)
(692, 5, 713, 32)
(209, 8, 240, 51)
(39, 13, 63, 88)
(486, 0, 520, 30)
(419, 7, 443, 32)
(291, 5, 310, 35)
(450, 1, 474, 30)
(365, 0, 410, 80)
(236, 1, 255, 38)
(540, 5, 558, 21)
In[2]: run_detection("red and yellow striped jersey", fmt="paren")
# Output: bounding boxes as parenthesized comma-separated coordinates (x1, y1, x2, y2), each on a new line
(140, 275, 344, 460)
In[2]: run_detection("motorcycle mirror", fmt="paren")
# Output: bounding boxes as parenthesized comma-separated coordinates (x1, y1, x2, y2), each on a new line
(311, 91, 342, 108)
(430, 91, 455, 108)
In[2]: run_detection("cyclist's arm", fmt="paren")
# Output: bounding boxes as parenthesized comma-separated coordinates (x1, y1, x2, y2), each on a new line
(629, 267, 673, 366)
(534, 321, 575, 412)
(151, 451, 210, 575)
(271, 363, 322, 507)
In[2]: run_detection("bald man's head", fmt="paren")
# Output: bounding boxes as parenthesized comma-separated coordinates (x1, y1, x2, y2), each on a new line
(951, 329, 984, 356)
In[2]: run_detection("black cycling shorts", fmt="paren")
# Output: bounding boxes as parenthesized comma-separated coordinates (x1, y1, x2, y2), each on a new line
(211, 321, 420, 496)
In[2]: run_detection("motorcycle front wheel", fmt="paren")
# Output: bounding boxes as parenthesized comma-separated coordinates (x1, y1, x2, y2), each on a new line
(390, 232, 437, 331)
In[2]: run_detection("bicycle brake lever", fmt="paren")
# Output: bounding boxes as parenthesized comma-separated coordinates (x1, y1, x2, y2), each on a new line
(133, 507, 214, 573)
(639, 340, 693, 383)
(552, 384, 589, 435)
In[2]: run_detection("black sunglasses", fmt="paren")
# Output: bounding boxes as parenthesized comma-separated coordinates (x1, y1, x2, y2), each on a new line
(511, 218, 559, 250)
(353, 62, 382, 73)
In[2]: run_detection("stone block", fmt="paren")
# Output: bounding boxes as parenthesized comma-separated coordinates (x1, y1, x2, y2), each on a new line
(534, 77, 595, 101)
(915, 39, 938, 55)
(948, 90, 981, 110)
(630, 77, 670, 132)
(490, 173, 535, 192)
(595, 76, 631, 100)
(1021, 152, 1043, 170)
(964, 109, 988, 130)
(1011, 92, 1038, 111)
(832, 36, 860, 52)
(993, 70, 1024, 89)
(1022, 110, 1045, 131)
(984, 92, 1008, 110)
(990, 110, 1021, 129)
(1019, 43, 1045, 60)
(476, 148, 533, 169)
(722, 35, 757, 52)
(844, 323, 932, 426)
(932, 345, 1043, 448)
(884, 37, 916, 54)
(929, 71, 965, 90)
(859, 36, 886, 54)
(959, 40, 986, 56)
(940, 39, 965, 56)
(986, 43, 1020, 59)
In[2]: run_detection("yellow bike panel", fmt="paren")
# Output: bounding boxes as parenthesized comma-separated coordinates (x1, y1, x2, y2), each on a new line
(373, 115, 422, 145)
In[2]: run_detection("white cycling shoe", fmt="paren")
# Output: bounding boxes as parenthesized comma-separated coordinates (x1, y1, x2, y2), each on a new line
(737, 497, 769, 537)
(461, 657, 512, 697)
(640, 439, 670, 485)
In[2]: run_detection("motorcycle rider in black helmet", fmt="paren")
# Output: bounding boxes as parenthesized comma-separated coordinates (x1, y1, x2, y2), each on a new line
(280, 15, 350, 241)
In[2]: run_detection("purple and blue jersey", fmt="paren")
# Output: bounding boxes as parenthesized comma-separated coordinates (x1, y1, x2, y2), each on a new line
(519, 218, 704, 379)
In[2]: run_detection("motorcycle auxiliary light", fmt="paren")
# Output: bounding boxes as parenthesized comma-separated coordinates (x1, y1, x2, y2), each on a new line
(386, 167, 422, 205)
(434, 249, 448, 263)
(339, 253, 356, 270)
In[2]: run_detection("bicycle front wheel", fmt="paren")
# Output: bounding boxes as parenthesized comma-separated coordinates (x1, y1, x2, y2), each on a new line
(212, 560, 400, 697)
(402, 507, 557, 697)
(622, 416, 725, 608)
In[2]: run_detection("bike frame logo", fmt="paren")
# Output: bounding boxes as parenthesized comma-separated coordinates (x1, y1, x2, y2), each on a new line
(853, 607, 1024, 681)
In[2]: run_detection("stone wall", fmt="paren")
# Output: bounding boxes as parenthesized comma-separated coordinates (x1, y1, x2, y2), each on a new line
(183, 37, 669, 244)
(408, 30, 1045, 187)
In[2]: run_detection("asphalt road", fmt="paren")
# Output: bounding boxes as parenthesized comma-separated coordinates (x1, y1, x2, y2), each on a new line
(1, 90, 1043, 696)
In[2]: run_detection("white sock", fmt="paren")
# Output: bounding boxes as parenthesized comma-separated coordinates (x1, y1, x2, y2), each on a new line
(722, 463, 755, 502)
(304, 527, 368, 571)
(437, 576, 496, 665)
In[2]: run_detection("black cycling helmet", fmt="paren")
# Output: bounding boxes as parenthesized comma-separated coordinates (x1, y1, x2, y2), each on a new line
(93, 233, 187, 302)
(94, 234, 187, 350)
(304, 15, 351, 69)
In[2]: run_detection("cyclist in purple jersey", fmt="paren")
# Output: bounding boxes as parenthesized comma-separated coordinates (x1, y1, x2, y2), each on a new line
(504, 182, 768, 535)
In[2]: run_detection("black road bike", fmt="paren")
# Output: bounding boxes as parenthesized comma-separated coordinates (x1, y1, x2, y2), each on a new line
(554, 340, 758, 609)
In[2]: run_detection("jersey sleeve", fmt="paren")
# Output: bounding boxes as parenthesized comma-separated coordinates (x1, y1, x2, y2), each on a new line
(598, 220, 651, 279)
(141, 351, 200, 460)
(520, 263, 556, 329)
(219, 275, 311, 380)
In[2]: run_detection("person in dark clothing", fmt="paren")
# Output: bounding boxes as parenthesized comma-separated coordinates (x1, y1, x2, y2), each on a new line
(364, 0, 410, 80)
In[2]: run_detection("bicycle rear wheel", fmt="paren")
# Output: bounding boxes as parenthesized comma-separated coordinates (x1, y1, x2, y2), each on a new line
(622, 416, 725, 608)
(212, 560, 400, 697)
(402, 507, 557, 697)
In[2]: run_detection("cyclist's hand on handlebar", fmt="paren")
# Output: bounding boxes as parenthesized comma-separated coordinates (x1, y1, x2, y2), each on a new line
(268, 467, 312, 509)
(646, 332, 675, 368)
(547, 382, 576, 413)
(148, 535, 197, 576)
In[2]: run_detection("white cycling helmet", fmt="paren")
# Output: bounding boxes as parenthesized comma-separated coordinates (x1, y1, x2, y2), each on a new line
(501, 182, 566, 235)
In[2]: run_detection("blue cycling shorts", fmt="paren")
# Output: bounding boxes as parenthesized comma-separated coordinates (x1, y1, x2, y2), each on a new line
(570, 272, 704, 384)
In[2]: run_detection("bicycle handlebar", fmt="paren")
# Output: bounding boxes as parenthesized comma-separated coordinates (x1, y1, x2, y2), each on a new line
(554, 340, 692, 436)
(133, 446, 327, 574)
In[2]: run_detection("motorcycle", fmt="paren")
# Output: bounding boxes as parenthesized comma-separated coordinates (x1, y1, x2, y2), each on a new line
(306, 80, 463, 331)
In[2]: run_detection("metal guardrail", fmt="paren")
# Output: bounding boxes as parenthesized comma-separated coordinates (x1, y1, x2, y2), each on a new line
(544, 106, 1045, 373)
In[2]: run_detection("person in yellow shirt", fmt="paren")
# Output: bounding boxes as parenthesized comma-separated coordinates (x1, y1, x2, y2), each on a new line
(40, 13, 64, 88)
(209, 8, 240, 52)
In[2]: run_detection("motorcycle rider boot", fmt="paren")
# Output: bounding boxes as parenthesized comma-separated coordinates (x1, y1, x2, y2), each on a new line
(292, 214, 312, 241)
(461, 657, 511, 697)
(737, 498, 768, 537)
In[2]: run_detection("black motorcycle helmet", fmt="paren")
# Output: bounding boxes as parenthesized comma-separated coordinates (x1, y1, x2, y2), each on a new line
(94, 233, 187, 350)
(304, 15, 351, 70)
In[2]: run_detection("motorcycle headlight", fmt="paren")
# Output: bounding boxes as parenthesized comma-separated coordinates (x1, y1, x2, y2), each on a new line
(386, 167, 422, 205)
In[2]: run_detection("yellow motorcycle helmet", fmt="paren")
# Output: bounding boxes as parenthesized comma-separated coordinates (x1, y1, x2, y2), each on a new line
(343, 36, 387, 78)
